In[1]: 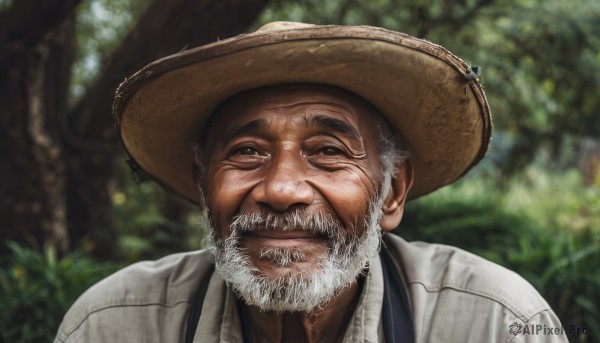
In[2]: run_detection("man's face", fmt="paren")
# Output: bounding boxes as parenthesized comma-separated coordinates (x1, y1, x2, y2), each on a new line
(200, 85, 393, 311)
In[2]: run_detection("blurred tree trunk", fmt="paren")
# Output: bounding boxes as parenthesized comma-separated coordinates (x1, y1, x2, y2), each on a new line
(0, 0, 269, 257)
(0, 2, 80, 254)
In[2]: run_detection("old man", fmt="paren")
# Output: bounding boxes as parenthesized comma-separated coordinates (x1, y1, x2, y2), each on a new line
(56, 22, 565, 342)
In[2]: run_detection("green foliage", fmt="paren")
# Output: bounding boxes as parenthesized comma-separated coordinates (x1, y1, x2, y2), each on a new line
(70, 0, 150, 101)
(0, 242, 118, 342)
(111, 162, 205, 263)
(398, 170, 600, 342)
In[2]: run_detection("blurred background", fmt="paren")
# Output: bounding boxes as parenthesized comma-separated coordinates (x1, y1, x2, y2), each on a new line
(1, 0, 598, 341)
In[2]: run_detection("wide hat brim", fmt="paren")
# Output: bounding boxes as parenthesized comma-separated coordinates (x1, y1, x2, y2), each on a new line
(113, 22, 491, 204)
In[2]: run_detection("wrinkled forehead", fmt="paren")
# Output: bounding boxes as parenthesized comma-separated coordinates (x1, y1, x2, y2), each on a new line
(203, 84, 395, 145)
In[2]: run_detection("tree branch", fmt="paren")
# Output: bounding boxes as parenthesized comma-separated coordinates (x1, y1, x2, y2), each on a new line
(66, 0, 270, 152)
(0, 0, 83, 50)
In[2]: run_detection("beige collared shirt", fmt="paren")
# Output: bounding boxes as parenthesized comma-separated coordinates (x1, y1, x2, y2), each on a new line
(55, 235, 566, 342)
(194, 252, 384, 343)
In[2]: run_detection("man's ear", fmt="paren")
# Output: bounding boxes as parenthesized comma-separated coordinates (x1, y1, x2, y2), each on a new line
(379, 159, 414, 232)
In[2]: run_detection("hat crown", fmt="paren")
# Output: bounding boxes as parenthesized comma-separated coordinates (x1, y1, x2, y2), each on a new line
(256, 21, 316, 33)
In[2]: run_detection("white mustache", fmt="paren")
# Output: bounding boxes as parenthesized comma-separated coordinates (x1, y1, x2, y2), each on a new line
(229, 209, 341, 238)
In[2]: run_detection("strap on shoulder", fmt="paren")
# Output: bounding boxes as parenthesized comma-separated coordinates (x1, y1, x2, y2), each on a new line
(380, 247, 415, 343)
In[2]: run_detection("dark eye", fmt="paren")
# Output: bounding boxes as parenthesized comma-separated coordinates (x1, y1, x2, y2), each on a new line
(321, 147, 343, 156)
(238, 147, 259, 156)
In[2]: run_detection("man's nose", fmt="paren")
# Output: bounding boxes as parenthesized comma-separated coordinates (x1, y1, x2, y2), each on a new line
(251, 151, 314, 212)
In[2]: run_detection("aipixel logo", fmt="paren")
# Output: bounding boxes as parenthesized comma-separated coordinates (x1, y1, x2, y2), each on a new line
(509, 322, 523, 336)
(508, 322, 589, 337)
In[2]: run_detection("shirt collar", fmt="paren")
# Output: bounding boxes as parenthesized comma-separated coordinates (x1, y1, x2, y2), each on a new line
(342, 256, 385, 343)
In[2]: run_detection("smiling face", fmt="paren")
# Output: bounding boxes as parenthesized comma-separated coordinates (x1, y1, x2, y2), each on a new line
(196, 84, 411, 311)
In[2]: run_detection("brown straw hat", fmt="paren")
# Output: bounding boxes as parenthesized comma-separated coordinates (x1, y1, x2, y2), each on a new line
(113, 21, 492, 204)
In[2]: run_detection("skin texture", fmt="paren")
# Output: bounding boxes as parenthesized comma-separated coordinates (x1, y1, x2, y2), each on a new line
(197, 85, 413, 343)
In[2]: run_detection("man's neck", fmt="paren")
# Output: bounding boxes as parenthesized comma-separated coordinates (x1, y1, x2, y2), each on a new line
(238, 278, 363, 343)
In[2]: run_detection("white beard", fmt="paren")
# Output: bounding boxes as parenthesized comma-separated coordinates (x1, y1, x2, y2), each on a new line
(208, 197, 384, 313)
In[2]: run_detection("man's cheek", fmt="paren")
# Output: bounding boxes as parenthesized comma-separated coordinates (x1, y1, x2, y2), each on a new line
(312, 176, 371, 230)
(329, 162, 381, 196)
(210, 172, 261, 215)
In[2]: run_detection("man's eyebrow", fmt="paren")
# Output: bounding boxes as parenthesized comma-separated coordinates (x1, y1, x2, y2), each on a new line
(309, 115, 361, 140)
(220, 118, 267, 144)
